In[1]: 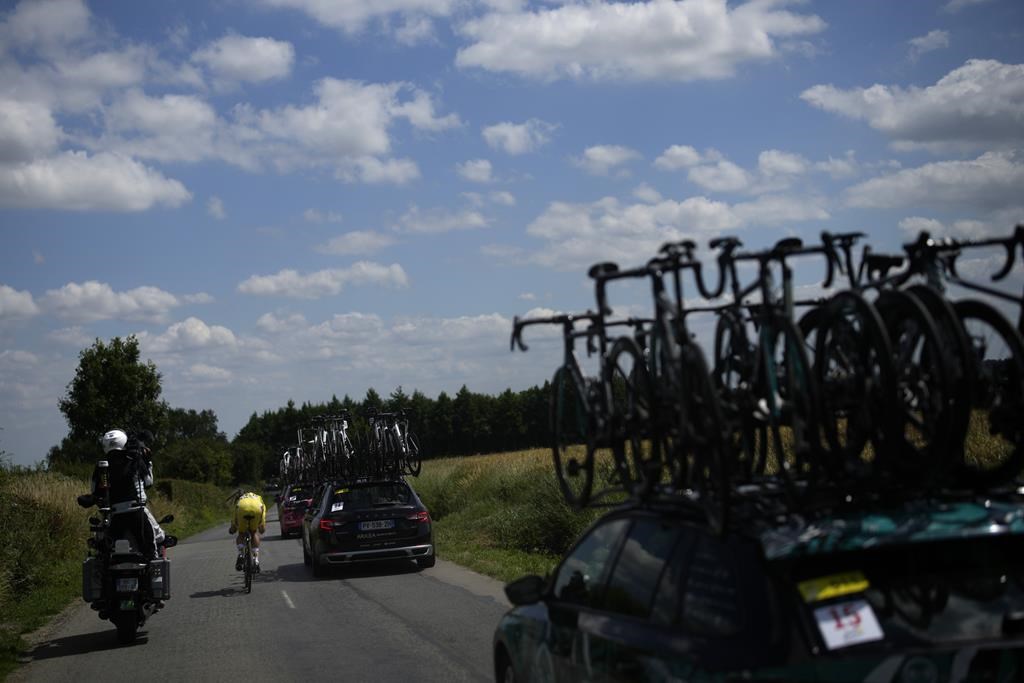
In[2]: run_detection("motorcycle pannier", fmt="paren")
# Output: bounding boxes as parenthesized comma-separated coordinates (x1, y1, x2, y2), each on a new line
(149, 559, 170, 600)
(82, 557, 102, 602)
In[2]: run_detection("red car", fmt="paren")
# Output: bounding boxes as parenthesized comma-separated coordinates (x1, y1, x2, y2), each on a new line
(276, 484, 314, 538)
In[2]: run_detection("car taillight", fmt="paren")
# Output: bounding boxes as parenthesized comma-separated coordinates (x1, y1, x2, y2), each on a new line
(406, 511, 430, 524)
(319, 519, 334, 532)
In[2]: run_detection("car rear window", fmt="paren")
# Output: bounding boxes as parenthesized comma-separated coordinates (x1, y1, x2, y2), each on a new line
(328, 483, 411, 511)
(285, 487, 309, 501)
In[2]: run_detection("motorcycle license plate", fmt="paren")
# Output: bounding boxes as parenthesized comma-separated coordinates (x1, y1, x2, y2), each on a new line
(358, 519, 395, 531)
(116, 578, 139, 592)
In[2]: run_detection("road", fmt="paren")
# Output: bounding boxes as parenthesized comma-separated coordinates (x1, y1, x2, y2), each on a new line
(11, 510, 509, 682)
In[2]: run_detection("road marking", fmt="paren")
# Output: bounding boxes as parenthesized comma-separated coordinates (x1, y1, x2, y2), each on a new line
(281, 590, 295, 609)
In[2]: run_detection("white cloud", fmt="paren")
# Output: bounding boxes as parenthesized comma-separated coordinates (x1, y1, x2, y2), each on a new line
(898, 216, 996, 240)
(526, 195, 742, 270)
(41, 281, 199, 322)
(237, 262, 409, 298)
(456, 0, 826, 82)
(456, 158, 493, 183)
(192, 35, 295, 86)
(845, 151, 1024, 212)
(654, 144, 702, 170)
(0, 0, 91, 55)
(0, 151, 190, 211)
(572, 145, 641, 176)
(185, 363, 233, 383)
(144, 317, 237, 353)
(801, 59, 1024, 151)
(908, 29, 950, 61)
(337, 156, 421, 185)
(390, 89, 462, 131)
(633, 183, 663, 203)
(0, 350, 39, 369)
(100, 90, 217, 163)
(316, 230, 397, 255)
(256, 312, 307, 333)
(518, 292, 536, 301)
(688, 159, 751, 193)
(0, 285, 39, 319)
(482, 119, 555, 155)
(395, 17, 436, 46)
(207, 195, 226, 219)
(758, 149, 809, 176)
(183, 292, 214, 305)
(303, 208, 343, 223)
(733, 194, 829, 225)
(815, 151, 859, 179)
(0, 99, 62, 162)
(397, 205, 490, 234)
(942, 0, 993, 13)
(46, 325, 91, 346)
(256, 0, 457, 33)
(489, 190, 516, 206)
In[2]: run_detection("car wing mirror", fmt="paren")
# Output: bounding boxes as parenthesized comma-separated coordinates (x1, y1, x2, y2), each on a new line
(505, 574, 546, 606)
(159, 514, 174, 524)
(162, 535, 178, 548)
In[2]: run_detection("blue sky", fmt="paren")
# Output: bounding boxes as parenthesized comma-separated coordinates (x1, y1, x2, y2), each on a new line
(1, 0, 1022, 466)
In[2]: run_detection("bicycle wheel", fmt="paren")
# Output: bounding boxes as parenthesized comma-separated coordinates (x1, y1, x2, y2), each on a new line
(383, 431, 399, 479)
(954, 299, 1024, 487)
(404, 431, 422, 477)
(755, 312, 822, 492)
(906, 285, 974, 452)
(814, 291, 898, 478)
(875, 289, 954, 479)
(244, 539, 253, 594)
(607, 336, 657, 496)
(677, 341, 730, 534)
(550, 365, 593, 508)
(713, 309, 762, 480)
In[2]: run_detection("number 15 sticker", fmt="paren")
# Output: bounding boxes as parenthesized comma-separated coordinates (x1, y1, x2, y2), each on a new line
(814, 599, 884, 650)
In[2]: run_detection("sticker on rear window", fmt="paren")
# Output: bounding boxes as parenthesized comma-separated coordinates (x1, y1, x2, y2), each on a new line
(331, 502, 344, 512)
(799, 571, 869, 603)
(814, 599, 884, 650)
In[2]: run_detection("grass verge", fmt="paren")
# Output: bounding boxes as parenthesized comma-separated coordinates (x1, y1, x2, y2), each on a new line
(414, 448, 613, 585)
(0, 470, 230, 679)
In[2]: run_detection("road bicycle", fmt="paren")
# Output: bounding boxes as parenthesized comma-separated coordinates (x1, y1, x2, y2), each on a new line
(240, 519, 256, 594)
(512, 303, 646, 509)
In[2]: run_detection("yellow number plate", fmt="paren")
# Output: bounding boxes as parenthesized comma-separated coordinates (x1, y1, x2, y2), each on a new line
(798, 571, 869, 603)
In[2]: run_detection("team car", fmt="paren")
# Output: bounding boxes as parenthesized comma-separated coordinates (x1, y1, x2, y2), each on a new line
(276, 483, 314, 538)
(301, 478, 434, 577)
(493, 495, 1024, 682)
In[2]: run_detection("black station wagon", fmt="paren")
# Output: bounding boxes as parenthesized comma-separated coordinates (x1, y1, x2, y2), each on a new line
(493, 496, 1024, 682)
(301, 478, 434, 577)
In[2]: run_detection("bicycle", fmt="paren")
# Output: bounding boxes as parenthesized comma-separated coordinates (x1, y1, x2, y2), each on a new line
(511, 303, 647, 509)
(240, 517, 256, 594)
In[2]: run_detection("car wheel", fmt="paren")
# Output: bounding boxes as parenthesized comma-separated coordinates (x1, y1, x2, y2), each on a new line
(418, 554, 436, 569)
(311, 544, 325, 578)
(496, 649, 516, 683)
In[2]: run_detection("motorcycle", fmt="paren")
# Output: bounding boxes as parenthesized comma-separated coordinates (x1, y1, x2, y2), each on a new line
(77, 460, 177, 644)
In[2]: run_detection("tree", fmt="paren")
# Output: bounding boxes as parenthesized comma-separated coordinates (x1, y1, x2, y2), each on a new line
(51, 336, 166, 466)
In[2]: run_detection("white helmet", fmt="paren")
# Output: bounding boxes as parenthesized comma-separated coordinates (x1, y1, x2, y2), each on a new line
(101, 429, 128, 454)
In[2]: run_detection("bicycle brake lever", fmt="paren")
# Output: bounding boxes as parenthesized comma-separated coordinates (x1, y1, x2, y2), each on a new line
(991, 225, 1023, 282)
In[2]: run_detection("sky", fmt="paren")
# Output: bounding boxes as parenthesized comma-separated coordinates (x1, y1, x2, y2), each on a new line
(1, 0, 1022, 467)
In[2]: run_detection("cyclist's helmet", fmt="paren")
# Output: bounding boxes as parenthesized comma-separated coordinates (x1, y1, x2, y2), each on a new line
(101, 429, 128, 453)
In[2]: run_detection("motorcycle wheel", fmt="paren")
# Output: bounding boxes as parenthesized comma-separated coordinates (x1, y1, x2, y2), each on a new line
(115, 612, 139, 645)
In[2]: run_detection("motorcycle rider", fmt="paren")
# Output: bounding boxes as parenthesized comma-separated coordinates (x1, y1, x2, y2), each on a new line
(229, 491, 266, 572)
(92, 428, 166, 558)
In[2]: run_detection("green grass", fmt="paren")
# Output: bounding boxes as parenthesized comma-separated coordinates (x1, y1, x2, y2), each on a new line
(415, 448, 610, 584)
(0, 470, 231, 679)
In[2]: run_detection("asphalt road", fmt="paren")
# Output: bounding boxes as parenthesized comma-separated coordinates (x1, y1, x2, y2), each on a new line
(11, 510, 510, 682)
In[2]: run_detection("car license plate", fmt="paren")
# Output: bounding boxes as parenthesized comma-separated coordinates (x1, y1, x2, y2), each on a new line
(116, 577, 139, 592)
(358, 519, 395, 531)
(814, 599, 884, 650)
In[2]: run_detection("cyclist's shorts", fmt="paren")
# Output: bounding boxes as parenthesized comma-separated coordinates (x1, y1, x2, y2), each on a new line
(235, 495, 265, 533)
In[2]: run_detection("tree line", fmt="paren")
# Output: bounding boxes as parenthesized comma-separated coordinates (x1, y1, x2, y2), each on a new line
(47, 336, 552, 485)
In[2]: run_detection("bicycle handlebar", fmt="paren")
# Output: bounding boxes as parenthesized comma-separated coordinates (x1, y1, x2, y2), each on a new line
(510, 311, 599, 352)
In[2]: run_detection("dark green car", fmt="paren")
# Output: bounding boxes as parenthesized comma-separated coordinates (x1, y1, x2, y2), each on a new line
(493, 497, 1024, 682)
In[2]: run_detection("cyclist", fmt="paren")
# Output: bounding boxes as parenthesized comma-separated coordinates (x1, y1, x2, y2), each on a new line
(228, 491, 266, 572)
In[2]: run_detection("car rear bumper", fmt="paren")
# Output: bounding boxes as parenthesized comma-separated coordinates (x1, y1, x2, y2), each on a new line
(318, 543, 434, 565)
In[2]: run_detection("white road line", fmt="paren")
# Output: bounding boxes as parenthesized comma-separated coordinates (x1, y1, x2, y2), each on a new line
(281, 590, 295, 609)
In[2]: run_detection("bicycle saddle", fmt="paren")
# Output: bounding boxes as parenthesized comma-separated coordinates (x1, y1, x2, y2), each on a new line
(825, 230, 866, 245)
(587, 262, 619, 278)
(710, 236, 742, 250)
(773, 237, 803, 252)
(659, 239, 696, 255)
